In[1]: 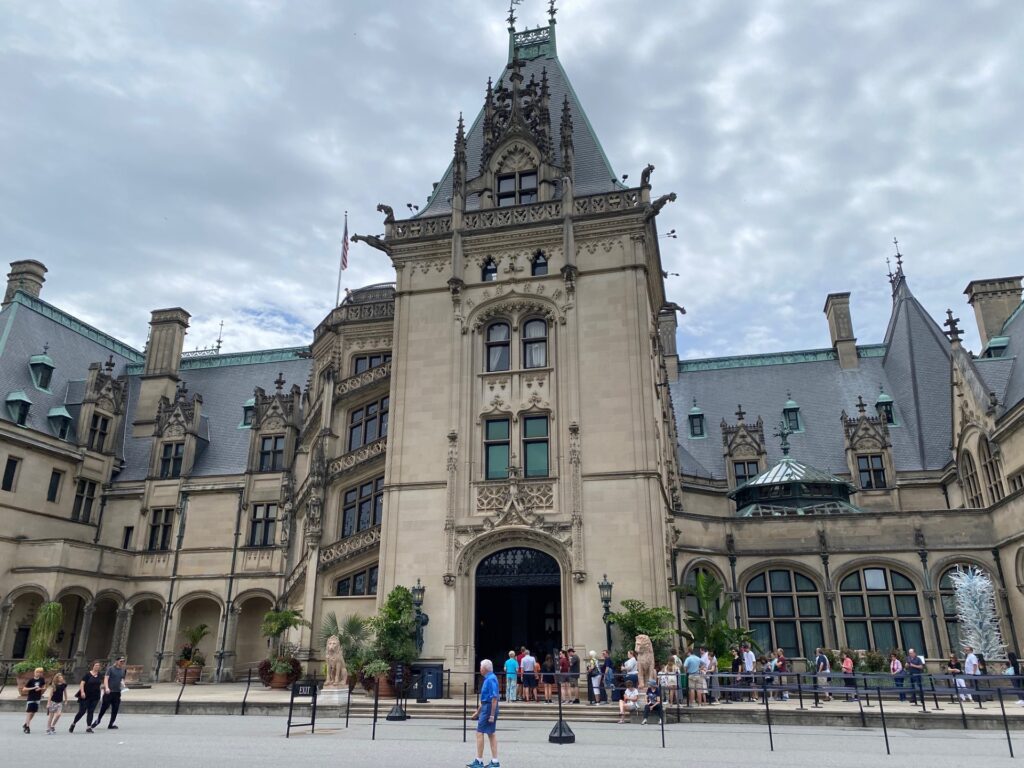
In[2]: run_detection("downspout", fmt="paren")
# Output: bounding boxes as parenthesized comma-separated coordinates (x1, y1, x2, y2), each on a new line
(215, 489, 245, 682)
(992, 547, 1020, 653)
(92, 485, 110, 544)
(153, 491, 189, 682)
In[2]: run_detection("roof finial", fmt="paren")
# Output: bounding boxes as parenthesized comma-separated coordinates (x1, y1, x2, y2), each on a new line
(893, 236, 903, 272)
(275, 371, 286, 392)
(944, 308, 963, 343)
(42, 342, 49, 355)
(548, 0, 557, 23)
(735, 404, 746, 422)
(507, 0, 521, 29)
(856, 395, 867, 414)
(772, 420, 792, 457)
(215, 320, 224, 354)
(886, 256, 894, 283)
(105, 354, 115, 373)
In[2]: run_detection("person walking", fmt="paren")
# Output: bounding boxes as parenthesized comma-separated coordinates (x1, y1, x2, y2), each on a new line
(21, 666, 46, 734)
(890, 652, 905, 701)
(905, 648, 925, 705)
(467, 658, 500, 768)
(841, 651, 856, 701)
(92, 655, 127, 729)
(69, 661, 102, 733)
(45, 673, 68, 734)
(519, 649, 536, 702)
(814, 648, 832, 702)
(503, 651, 518, 704)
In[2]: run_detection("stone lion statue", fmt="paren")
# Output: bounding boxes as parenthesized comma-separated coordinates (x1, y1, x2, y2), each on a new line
(635, 634, 656, 685)
(324, 634, 347, 689)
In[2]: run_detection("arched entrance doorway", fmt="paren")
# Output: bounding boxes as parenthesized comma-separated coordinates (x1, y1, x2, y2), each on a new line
(475, 547, 561, 669)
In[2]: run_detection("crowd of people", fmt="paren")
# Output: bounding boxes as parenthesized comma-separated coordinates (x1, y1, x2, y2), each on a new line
(20, 656, 127, 735)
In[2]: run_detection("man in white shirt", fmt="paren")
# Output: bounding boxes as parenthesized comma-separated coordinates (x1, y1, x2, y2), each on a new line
(742, 644, 757, 702)
(520, 650, 537, 702)
(964, 646, 979, 675)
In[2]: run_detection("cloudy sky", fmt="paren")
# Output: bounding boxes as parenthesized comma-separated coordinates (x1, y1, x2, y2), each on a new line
(1, 0, 1021, 358)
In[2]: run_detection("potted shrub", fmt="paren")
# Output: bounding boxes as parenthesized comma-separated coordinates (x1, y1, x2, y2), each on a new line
(175, 623, 210, 684)
(258, 608, 309, 689)
(319, 612, 369, 689)
(14, 601, 64, 697)
(364, 586, 417, 697)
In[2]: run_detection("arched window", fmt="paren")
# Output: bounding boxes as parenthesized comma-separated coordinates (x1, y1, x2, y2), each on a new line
(531, 251, 548, 277)
(960, 451, 984, 507)
(481, 258, 498, 282)
(522, 319, 547, 369)
(745, 568, 824, 659)
(839, 566, 925, 654)
(682, 566, 720, 618)
(939, 564, 994, 655)
(979, 438, 1005, 503)
(485, 322, 511, 372)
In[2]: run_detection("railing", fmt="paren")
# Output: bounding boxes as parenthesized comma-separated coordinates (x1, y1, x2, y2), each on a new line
(326, 437, 387, 480)
(335, 362, 391, 398)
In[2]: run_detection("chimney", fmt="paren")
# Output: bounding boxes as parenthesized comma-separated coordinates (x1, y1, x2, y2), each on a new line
(134, 308, 190, 436)
(964, 276, 1023, 349)
(824, 292, 858, 369)
(658, 303, 683, 382)
(4, 260, 47, 305)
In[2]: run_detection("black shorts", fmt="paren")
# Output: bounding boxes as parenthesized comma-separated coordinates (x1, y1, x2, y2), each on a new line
(522, 672, 537, 687)
(26, 701, 40, 713)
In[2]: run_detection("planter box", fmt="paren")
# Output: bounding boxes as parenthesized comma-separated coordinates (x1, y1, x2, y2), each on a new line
(175, 666, 202, 684)
(125, 665, 145, 685)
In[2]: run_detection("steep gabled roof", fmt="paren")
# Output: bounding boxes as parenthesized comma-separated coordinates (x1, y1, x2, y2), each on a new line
(418, 22, 621, 217)
(995, 299, 1024, 413)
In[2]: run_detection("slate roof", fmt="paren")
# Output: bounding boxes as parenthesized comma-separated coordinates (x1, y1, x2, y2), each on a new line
(0, 292, 141, 443)
(116, 350, 311, 481)
(994, 300, 1024, 414)
(673, 276, 954, 480)
(418, 26, 621, 217)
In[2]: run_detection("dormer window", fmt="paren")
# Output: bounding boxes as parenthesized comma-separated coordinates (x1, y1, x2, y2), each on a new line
(688, 399, 705, 438)
(29, 352, 55, 391)
(48, 407, 73, 440)
(875, 387, 896, 425)
(87, 413, 110, 452)
(531, 251, 548, 277)
(481, 258, 498, 282)
(5, 391, 31, 426)
(497, 171, 538, 207)
(240, 398, 255, 428)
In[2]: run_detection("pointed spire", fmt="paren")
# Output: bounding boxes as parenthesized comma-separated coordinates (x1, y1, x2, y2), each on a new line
(560, 94, 574, 176)
(506, 0, 521, 31)
(548, 0, 558, 23)
(453, 112, 467, 193)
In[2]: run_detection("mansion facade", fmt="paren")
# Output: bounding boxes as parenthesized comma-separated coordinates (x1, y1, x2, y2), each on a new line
(2, 13, 1023, 680)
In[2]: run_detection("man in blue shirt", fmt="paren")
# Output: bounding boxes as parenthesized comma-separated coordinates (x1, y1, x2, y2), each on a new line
(503, 651, 518, 703)
(683, 649, 702, 707)
(468, 659, 500, 768)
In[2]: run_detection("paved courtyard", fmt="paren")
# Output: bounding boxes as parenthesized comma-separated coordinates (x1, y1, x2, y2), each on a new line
(2, 712, 1018, 767)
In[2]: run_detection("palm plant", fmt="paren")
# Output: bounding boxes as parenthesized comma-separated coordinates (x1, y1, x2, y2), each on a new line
(178, 623, 211, 666)
(319, 612, 370, 670)
(260, 608, 310, 658)
(13, 601, 64, 674)
(676, 571, 759, 657)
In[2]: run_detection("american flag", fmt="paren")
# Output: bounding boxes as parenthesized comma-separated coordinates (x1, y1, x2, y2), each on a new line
(341, 213, 349, 271)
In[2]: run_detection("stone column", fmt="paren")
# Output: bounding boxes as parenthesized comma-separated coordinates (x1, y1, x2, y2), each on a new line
(216, 605, 242, 682)
(110, 607, 133, 659)
(72, 602, 96, 677)
(0, 602, 14, 658)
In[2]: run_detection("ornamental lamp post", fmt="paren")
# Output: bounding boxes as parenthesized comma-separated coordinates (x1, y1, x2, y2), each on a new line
(411, 578, 428, 656)
(598, 574, 614, 652)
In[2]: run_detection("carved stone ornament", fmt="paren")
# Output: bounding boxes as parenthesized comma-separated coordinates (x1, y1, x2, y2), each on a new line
(155, 386, 200, 438)
(721, 416, 766, 460)
(841, 408, 891, 451)
(318, 525, 382, 571)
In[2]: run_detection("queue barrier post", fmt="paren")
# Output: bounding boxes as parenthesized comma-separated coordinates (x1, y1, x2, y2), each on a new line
(876, 687, 891, 756)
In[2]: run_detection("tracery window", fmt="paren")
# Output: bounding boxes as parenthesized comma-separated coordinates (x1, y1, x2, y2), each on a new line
(485, 323, 511, 372)
(341, 476, 384, 538)
(840, 566, 925, 654)
(857, 454, 887, 489)
(481, 258, 498, 282)
(336, 564, 379, 597)
(531, 251, 548, 276)
(347, 398, 388, 452)
(258, 435, 285, 471)
(497, 171, 538, 206)
(522, 319, 547, 369)
(746, 568, 823, 659)
(87, 414, 109, 452)
(352, 352, 391, 375)
(247, 503, 277, 547)
(960, 451, 984, 507)
(160, 441, 184, 479)
(979, 438, 1005, 503)
(734, 460, 759, 488)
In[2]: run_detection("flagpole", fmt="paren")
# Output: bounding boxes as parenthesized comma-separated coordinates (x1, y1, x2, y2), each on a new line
(336, 211, 348, 307)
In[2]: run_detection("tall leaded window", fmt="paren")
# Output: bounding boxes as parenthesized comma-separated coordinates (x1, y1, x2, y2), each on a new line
(2, 457, 20, 492)
(87, 414, 109, 452)
(734, 460, 759, 487)
(147, 508, 174, 551)
(979, 438, 1005, 503)
(840, 567, 925, 654)
(160, 441, 184, 479)
(522, 416, 549, 478)
(352, 352, 391, 374)
(341, 476, 384, 538)
(258, 435, 286, 471)
(481, 258, 498, 282)
(484, 418, 510, 480)
(248, 502, 277, 547)
(336, 564, 379, 597)
(857, 454, 887, 489)
(960, 451, 984, 507)
(497, 171, 538, 206)
(485, 323, 511, 372)
(71, 479, 96, 522)
(522, 319, 547, 369)
(347, 397, 388, 452)
(531, 251, 548, 276)
(745, 568, 823, 659)
(46, 469, 62, 503)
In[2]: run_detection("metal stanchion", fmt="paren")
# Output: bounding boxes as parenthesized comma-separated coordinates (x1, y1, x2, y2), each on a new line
(462, 682, 468, 743)
(998, 687, 1014, 758)
(549, 673, 575, 743)
(345, 684, 352, 729)
(876, 687, 890, 756)
(975, 677, 984, 709)
(659, 683, 666, 749)
(371, 679, 380, 741)
(929, 676, 942, 711)
(762, 679, 774, 752)
(955, 679, 967, 729)
(241, 667, 252, 716)
(796, 673, 806, 710)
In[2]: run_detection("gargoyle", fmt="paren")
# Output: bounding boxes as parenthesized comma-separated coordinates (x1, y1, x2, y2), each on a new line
(376, 203, 395, 224)
(351, 233, 392, 255)
(643, 191, 677, 221)
(640, 163, 655, 188)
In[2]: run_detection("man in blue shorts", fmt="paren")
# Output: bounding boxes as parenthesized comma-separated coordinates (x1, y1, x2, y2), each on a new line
(468, 659, 500, 768)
